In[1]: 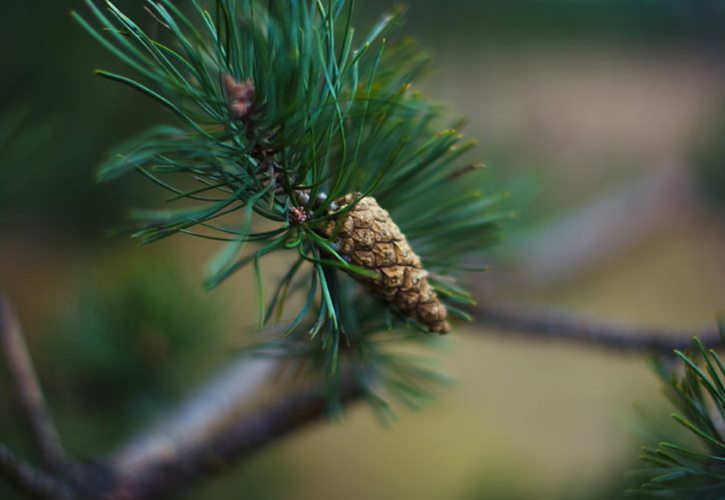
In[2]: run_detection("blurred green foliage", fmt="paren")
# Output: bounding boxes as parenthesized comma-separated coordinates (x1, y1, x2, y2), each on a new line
(0, 1, 163, 236)
(0, 109, 56, 222)
(364, 0, 725, 43)
(47, 262, 225, 438)
(0, 259, 226, 470)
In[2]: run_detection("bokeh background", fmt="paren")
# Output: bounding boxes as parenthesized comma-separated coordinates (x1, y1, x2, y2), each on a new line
(2, 1, 725, 498)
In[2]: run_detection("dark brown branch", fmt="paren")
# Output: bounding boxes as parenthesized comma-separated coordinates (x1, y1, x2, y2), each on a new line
(0, 443, 73, 500)
(0, 295, 66, 473)
(103, 377, 364, 500)
(473, 302, 721, 353)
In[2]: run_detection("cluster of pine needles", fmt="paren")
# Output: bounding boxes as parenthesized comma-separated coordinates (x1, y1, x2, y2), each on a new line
(73, 0, 507, 414)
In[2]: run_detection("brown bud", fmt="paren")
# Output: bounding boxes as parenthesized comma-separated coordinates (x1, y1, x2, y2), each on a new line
(319, 193, 451, 334)
(222, 74, 255, 120)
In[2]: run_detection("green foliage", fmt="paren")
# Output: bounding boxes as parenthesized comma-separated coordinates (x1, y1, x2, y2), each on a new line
(0, 109, 55, 220)
(74, 0, 506, 409)
(632, 329, 725, 498)
(364, 0, 725, 43)
(0, 259, 225, 485)
(46, 261, 225, 444)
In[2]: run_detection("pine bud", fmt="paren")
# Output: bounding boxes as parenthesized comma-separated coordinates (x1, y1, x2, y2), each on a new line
(222, 74, 255, 120)
(320, 194, 451, 334)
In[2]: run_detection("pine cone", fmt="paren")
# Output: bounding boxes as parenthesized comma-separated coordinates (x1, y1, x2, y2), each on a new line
(319, 193, 451, 334)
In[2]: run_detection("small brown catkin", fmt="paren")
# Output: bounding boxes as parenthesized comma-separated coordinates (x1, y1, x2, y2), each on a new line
(319, 193, 451, 334)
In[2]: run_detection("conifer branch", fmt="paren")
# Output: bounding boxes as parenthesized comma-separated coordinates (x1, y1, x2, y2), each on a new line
(0, 311, 364, 500)
(73, 0, 506, 379)
(473, 301, 722, 353)
(111, 357, 280, 475)
(0, 444, 73, 500)
(103, 376, 363, 500)
(0, 295, 67, 474)
(2, 294, 721, 499)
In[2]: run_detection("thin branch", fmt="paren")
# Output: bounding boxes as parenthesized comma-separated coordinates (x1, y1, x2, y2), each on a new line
(0, 295, 66, 473)
(500, 164, 699, 289)
(473, 302, 722, 353)
(105, 376, 364, 500)
(112, 358, 279, 474)
(0, 443, 73, 500)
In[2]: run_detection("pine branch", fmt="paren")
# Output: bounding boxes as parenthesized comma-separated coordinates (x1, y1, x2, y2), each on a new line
(103, 376, 363, 500)
(111, 358, 280, 475)
(73, 0, 507, 377)
(473, 302, 722, 353)
(0, 306, 364, 499)
(0, 295, 67, 474)
(1, 289, 721, 499)
(0, 375, 363, 500)
(0, 444, 73, 500)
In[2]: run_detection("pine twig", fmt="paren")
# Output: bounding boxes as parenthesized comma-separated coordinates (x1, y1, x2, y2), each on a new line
(104, 377, 364, 500)
(473, 301, 722, 353)
(111, 358, 280, 475)
(0, 443, 73, 500)
(0, 295, 66, 473)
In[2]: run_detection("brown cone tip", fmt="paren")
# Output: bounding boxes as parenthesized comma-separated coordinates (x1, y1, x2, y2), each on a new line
(320, 193, 451, 334)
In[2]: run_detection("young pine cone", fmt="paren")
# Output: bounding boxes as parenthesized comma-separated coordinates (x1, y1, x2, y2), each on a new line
(319, 193, 451, 334)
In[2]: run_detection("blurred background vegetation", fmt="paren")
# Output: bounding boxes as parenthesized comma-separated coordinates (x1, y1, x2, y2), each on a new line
(1, 0, 724, 498)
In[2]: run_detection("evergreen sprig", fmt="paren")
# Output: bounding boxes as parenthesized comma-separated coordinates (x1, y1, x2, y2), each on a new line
(73, 0, 506, 407)
(632, 327, 725, 498)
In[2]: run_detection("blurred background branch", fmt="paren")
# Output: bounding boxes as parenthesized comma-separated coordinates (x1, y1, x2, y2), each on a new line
(498, 164, 701, 289)
(473, 301, 721, 353)
(103, 374, 364, 500)
(0, 296, 66, 474)
(0, 444, 72, 500)
(0, 295, 364, 499)
(4, 282, 722, 498)
(111, 357, 280, 476)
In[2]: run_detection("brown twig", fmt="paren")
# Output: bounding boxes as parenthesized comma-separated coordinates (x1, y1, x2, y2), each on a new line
(102, 377, 364, 500)
(111, 358, 279, 475)
(0, 444, 73, 500)
(473, 301, 722, 353)
(0, 295, 66, 473)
